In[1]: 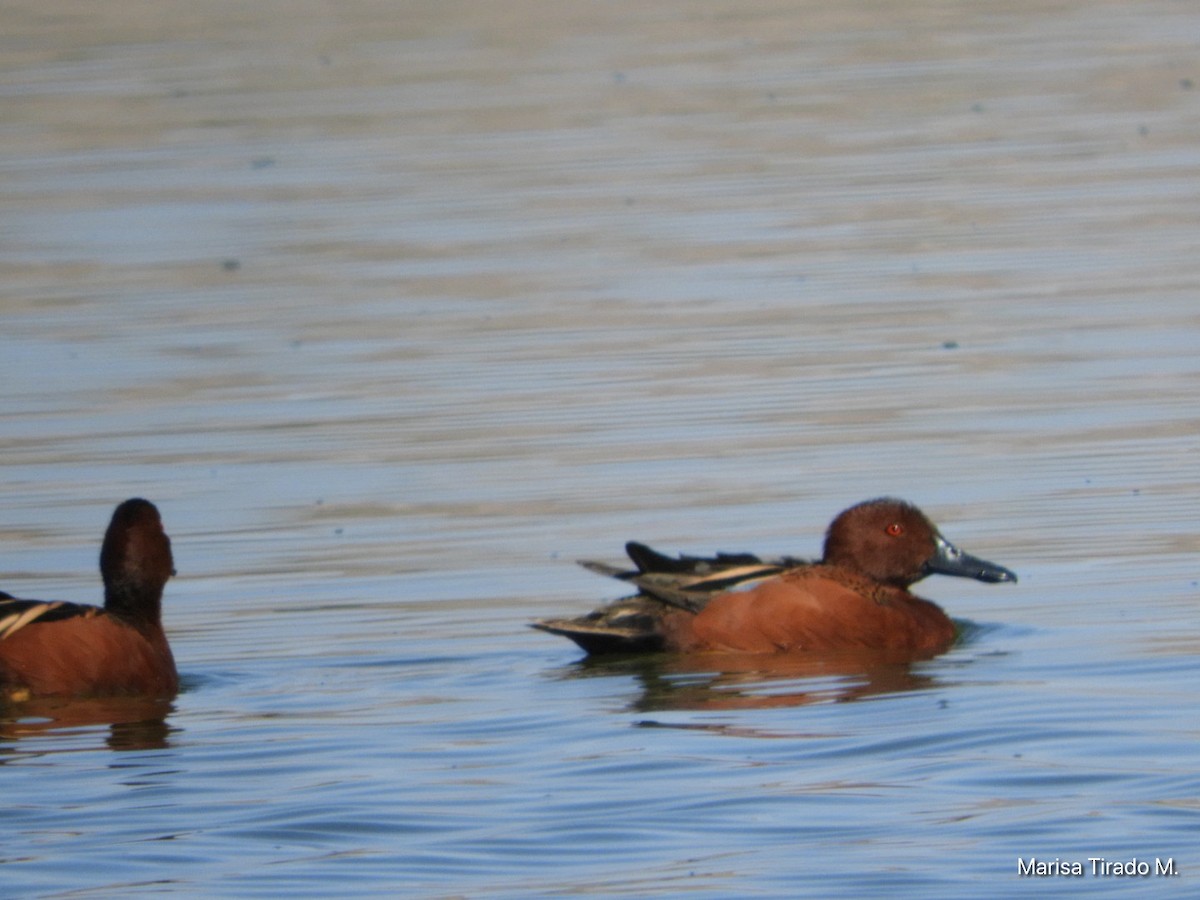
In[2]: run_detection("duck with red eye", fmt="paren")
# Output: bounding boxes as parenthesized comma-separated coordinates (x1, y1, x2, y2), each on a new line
(534, 497, 1016, 657)
(0, 499, 178, 700)
(822, 500, 1014, 589)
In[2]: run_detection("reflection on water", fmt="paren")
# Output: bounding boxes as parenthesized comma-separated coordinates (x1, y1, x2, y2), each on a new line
(0, 695, 176, 753)
(560, 648, 944, 712)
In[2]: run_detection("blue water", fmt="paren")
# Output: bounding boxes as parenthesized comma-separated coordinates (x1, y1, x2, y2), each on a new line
(3, 0, 1199, 896)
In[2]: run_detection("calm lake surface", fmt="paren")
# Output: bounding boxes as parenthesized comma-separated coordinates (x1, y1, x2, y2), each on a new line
(2, 1, 1198, 896)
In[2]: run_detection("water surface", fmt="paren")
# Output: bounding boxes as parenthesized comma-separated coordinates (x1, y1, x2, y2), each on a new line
(2, 1, 1199, 896)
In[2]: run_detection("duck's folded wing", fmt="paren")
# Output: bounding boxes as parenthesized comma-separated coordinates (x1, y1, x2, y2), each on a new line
(0, 599, 100, 640)
(578, 541, 809, 609)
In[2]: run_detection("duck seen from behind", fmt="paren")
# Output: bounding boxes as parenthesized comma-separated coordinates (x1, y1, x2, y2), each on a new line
(533, 497, 1016, 657)
(0, 498, 178, 699)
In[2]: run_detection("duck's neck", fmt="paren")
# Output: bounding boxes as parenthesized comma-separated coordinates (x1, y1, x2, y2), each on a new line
(104, 579, 163, 629)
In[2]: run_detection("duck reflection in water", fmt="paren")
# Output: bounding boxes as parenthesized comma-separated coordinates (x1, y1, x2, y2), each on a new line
(0, 694, 176, 752)
(558, 644, 959, 714)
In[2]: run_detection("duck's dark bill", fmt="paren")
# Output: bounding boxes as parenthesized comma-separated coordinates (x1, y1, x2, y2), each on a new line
(925, 535, 1017, 583)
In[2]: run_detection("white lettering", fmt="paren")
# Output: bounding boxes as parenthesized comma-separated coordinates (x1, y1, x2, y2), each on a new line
(1017, 858, 1083, 877)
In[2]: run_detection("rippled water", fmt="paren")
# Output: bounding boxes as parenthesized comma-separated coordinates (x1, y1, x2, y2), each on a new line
(2, 0, 1199, 896)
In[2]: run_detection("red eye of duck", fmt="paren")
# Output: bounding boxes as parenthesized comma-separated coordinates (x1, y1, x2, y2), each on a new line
(885, 522, 904, 537)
